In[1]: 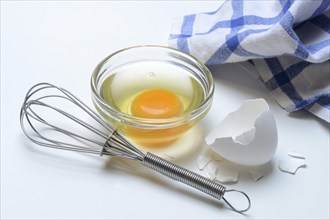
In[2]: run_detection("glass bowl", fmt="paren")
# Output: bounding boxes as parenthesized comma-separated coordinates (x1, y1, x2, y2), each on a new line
(91, 45, 214, 149)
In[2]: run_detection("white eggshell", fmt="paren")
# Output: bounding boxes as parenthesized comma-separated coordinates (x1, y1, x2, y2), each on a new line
(278, 158, 306, 174)
(205, 99, 278, 166)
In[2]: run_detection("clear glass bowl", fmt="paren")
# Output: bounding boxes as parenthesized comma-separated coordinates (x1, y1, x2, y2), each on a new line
(91, 45, 214, 148)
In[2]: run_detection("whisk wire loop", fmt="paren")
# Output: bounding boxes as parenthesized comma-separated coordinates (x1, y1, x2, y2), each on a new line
(26, 100, 105, 146)
(21, 83, 111, 154)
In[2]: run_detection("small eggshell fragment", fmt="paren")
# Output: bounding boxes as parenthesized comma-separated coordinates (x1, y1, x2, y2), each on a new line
(216, 163, 239, 183)
(288, 151, 306, 159)
(249, 170, 264, 182)
(196, 155, 211, 171)
(206, 162, 218, 180)
(278, 158, 306, 174)
(205, 99, 278, 166)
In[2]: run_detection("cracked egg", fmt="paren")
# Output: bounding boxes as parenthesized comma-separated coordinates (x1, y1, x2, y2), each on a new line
(205, 99, 278, 166)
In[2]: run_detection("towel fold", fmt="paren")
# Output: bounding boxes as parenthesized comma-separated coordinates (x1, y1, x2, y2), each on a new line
(169, 0, 330, 123)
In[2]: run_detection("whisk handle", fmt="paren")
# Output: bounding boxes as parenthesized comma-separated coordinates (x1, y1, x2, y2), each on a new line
(142, 152, 226, 201)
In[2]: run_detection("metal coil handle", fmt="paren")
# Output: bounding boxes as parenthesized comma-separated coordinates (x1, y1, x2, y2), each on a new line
(142, 152, 251, 213)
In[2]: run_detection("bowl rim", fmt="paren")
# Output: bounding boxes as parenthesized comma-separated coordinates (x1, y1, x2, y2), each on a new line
(91, 45, 214, 127)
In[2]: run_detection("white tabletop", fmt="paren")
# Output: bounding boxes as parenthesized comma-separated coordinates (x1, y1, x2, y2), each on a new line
(1, 1, 329, 219)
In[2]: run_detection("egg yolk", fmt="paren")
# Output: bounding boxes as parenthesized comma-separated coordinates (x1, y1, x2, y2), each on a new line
(126, 89, 186, 147)
(131, 89, 183, 118)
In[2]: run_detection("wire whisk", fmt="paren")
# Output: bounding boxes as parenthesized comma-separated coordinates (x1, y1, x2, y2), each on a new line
(20, 83, 251, 213)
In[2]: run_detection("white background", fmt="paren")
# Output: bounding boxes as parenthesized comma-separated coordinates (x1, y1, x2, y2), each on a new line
(1, 1, 329, 219)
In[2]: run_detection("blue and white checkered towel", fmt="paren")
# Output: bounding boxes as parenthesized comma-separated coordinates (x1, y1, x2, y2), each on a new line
(169, 0, 330, 123)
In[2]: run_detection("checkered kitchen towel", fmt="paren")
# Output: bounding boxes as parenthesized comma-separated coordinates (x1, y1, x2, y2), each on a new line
(169, 0, 330, 123)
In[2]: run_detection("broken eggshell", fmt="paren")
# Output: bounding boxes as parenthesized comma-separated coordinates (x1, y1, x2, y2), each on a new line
(205, 99, 277, 166)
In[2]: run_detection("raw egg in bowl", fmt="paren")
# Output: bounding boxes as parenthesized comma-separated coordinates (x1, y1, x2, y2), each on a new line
(91, 45, 214, 153)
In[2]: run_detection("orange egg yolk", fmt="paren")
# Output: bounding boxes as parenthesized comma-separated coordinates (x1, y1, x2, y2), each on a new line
(131, 89, 183, 118)
(126, 89, 186, 147)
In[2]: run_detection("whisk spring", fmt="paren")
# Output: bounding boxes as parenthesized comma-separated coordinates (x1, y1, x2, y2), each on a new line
(143, 153, 226, 200)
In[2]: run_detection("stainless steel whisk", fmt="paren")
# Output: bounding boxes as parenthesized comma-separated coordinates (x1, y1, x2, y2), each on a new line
(20, 83, 251, 213)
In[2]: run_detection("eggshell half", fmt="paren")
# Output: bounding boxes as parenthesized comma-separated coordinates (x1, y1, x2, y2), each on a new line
(205, 99, 277, 166)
